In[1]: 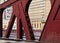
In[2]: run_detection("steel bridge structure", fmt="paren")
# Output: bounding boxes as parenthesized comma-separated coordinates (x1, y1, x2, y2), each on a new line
(0, 0, 60, 42)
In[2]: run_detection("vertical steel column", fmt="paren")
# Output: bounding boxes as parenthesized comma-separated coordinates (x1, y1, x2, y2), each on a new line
(0, 9, 4, 37)
(17, 18, 23, 39)
(0, 9, 2, 37)
(18, 0, 35, 40)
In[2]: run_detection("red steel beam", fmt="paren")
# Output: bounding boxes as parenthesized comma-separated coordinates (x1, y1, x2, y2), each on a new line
(50, 0, 55, 6)
(17, 19, 23, 39)
(0, 0, 18, 38)
(0, 0, 35, 40)
(40, 0, 60, 42)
